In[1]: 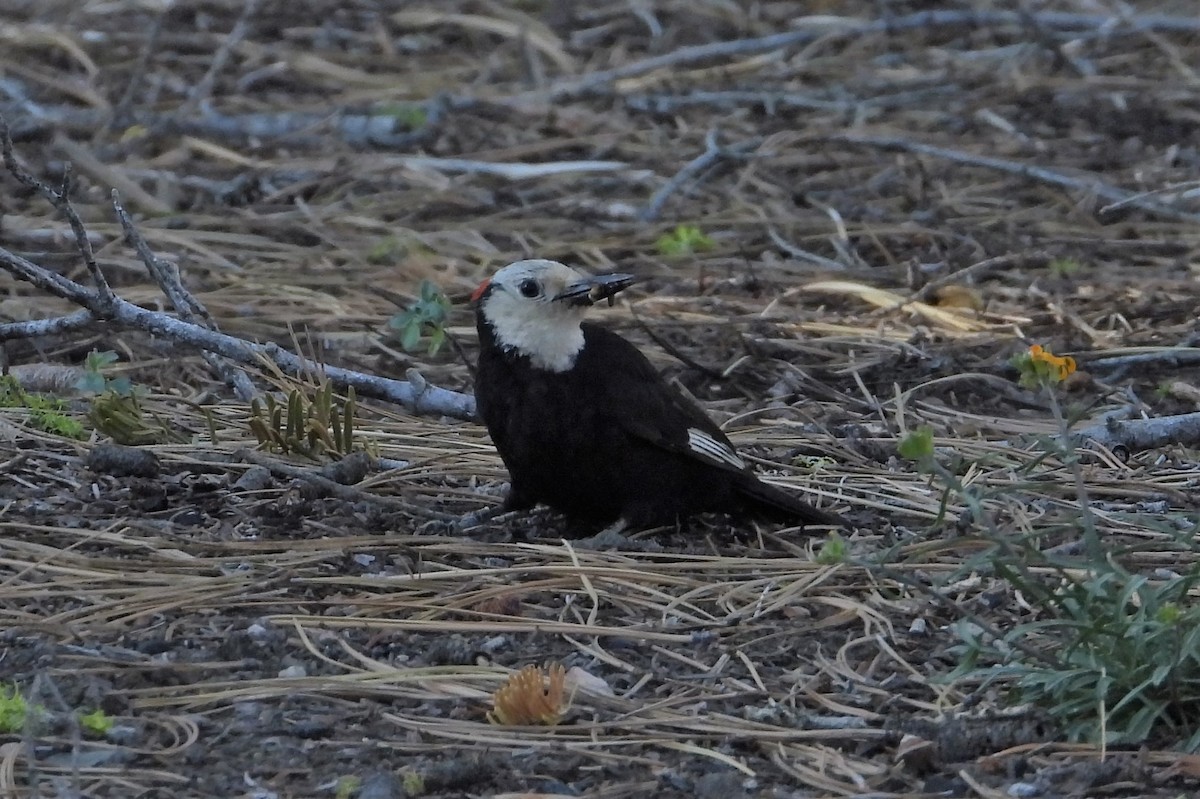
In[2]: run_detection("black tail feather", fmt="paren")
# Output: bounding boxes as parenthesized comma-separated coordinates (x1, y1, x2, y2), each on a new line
(735, 476, 850, 529)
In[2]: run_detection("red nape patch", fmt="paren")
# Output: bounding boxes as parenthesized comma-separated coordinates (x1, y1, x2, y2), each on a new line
(470, 279, 491, 303)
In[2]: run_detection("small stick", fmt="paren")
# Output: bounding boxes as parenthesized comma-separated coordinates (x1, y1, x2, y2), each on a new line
(0, 120, 114, 308)
(832, 133, 1200, 224)
(912, 251, 1052, 303)
(641, 130, 760, 222)
(113, 191, 256, 400)
(178, 0, 262, 118)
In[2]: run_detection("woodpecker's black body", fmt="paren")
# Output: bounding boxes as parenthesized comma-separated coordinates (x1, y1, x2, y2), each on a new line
(473, 260, 847, 530)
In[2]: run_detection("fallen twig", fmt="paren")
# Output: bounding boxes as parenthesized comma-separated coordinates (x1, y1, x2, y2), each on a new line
(177, 0, 261, 118)
(7, 104, 453, 149)
(640, 130, 760, 222)
(912, 251, 1052, 303)
(0, 117, 477, 421)
(1, 134, 113, 309)
(540, 10, 1200, 102)
(1073, 411, 1200, 453)
(234, 449, 454, 520)
(385, 156, 637, 180)
(831, 134, 1200, 224)
(113, 192, 257, 401)
(108, 3, 167, 130)
(1081, 345, 1200, 373)
(625, 86, 958, 116)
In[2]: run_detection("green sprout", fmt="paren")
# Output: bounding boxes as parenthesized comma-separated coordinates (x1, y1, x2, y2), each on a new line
(1048, 257, 1084, 278)
(367, 236, 404, 265)
(334, 775, 361, 799)
(815, 531, 848, 564)
(655, 225, 714, 257)
(388, 279, 452, 356)
(0, 375, 87, 439)
(0, 684, 30, 733)
(897, 426, 935, 463)
(77, 349, 133, 396)
(401, 768, 426, 796)
(79, 708, 114, 736)
(248, 382, 361, 459)
(376, 102, 428, 130)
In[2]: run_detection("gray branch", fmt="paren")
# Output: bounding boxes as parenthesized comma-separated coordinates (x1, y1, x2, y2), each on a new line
(540, 10, 1200, 102)
(0, 244, 476, 419)
(0, 118, 477, 421)
(832, 134, 1200, 224)
(640, 130, 761, 222)
(1074, 412, 1200, 453)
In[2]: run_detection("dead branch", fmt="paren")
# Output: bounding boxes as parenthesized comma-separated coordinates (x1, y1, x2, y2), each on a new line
(112, 192, 257, 401)
(177, 0, 261, 118)
(1082, 340, 1200, 373)
(912, 252, 1053, 303)
(625, 87, 958, 116)
(1, 135, 113, 309)
(831, 134, 1200, 224)
(234, 449, 453, 520)
(539, 10, 1200, 102)
(1074, 411, 1200, 453)
(7, 103, 453, 149)
(0, 310, 95, 341)
(640, 130, 760, 222)
(108, 3, 167, 130)
(0, 119, 477, 422)
(766, 229, 847, 271)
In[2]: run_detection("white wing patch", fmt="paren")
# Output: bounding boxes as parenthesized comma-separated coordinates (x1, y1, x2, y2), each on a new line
(686, 428, 746, 470)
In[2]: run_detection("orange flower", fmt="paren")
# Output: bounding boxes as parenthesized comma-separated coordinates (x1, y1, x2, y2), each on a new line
(1028, 344, 1077, 382)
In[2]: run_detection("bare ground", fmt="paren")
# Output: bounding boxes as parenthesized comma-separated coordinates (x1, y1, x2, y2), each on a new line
(1, 1, 1200, 797)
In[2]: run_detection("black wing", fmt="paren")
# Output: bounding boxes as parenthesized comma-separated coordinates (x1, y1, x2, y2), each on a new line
(581, 324, 850, 528)
(579, 323, 749, 475)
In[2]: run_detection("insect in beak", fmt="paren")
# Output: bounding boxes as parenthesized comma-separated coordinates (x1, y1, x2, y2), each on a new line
(554, 273, 637, 307)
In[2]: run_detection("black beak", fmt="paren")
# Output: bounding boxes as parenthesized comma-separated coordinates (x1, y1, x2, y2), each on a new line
(554, 273, 637, 307)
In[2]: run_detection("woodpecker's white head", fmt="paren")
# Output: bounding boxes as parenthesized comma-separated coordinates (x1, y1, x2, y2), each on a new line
(473, 259, 636, 372)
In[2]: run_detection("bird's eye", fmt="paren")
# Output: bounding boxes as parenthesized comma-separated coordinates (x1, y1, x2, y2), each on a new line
(518, 278, 541, 298)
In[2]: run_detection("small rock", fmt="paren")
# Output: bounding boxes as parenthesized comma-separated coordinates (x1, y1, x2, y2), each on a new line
(321, 450, 372, 485)
(233, 466, 272, 491)
(277, 664, 306, 678)
(358, 772, 402, 799)
(694, 771, 746, 799)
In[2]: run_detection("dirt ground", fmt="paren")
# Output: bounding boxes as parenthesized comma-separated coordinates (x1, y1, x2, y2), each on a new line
(1, 1, 1200, 797)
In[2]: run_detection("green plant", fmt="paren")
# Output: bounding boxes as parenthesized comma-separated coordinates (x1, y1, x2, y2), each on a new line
(1048, 257, 1084, 278)
(334, 775, 361, 799)
(655, 224, 714, 257)
(388, 279, 452, 355)
(815, 531, 847, 564)
(376, 102, 428, 130)
(0, 375, 87, 439)
(78, 707, 114, 736)
(89, 389, 186, 445)
(0, 684, 29, 733)
(248, 381, 360, 459)
(76, 349, 133, 395)
(910, 344, 1200, 751)
(367, 236, 403, 265)
(400, 769, 425, 796)
(956, 564, 1200, 750)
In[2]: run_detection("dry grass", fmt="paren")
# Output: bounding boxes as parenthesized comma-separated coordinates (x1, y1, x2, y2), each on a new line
(1, 1, 1199, 796)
